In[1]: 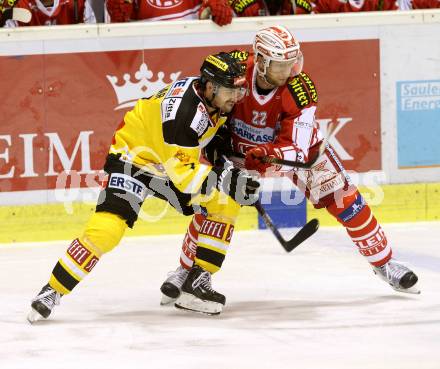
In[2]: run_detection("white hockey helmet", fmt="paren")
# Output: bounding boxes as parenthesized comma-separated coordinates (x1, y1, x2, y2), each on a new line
(253, 25, 303, 78)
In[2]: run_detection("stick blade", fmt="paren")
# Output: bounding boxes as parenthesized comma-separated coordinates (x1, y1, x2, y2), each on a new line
(12, 8, 32, 23)
(284, 218, 319, 252)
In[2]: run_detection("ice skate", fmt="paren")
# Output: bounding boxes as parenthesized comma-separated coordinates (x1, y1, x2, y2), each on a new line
(373, 259, 420, 294)
(160, 265, 189, 305)
(175, 265, 225, 315)
(27, 284, 62, 323)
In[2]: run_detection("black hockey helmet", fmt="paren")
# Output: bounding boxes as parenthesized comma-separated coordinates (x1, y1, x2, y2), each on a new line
(200, 52, 247, 89)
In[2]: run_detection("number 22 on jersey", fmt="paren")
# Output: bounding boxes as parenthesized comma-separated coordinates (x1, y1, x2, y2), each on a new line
(251, 110, 267, 127)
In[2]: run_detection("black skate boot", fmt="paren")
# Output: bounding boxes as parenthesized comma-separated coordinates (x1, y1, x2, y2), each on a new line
(160, 265, 189, 305)
(373, 259, 420, 294)
(175, 265, 225, 315)
(27, 284, 62, 323)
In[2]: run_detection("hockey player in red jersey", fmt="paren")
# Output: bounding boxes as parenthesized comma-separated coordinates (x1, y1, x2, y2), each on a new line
(105, 0, 233, 25)
(3, 0, 96, 26)
(161, 25, 420, 310)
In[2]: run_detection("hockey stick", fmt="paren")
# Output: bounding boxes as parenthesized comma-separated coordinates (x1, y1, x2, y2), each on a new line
(257, 145, 324, 169)
(255, 200, 319, 252)
(239, 121, 338, 169)
(234, 147, 323, 169)
(1, 7, 32, 25)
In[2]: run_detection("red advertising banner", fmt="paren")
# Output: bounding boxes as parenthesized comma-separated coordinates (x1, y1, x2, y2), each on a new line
(0, 40, 380, 193)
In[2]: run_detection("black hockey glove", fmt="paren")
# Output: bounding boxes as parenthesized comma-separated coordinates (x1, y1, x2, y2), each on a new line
(203, 125, 233, 165)
(202, 160, 260, 206)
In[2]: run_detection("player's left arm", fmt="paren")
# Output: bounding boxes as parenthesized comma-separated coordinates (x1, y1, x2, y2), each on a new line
(162, 122, 213, 195)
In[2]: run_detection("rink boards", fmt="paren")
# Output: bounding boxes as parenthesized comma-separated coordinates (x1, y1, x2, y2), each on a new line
(1, 11, 440, 243)
(1, 182, 439, 243)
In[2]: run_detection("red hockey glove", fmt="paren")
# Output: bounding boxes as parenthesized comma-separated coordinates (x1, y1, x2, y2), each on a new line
(199, 0, 233, 26)
(106, 0, 133, 22)
(229, 0, 265, 16)
(245, 145, 282, 174)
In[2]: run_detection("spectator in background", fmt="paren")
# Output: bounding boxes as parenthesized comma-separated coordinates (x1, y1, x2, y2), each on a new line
(312, 0, 398, 13)
(399, 0, 440, 9)
(3, 0, 96, 26)
(228, 1, 291, 16)
(265, 0, 313, 14)
(309, 0, 440, 13)
(89, 0, 104, 21)
(0, 0, 17, 25)
(229, 0, 267, 16)
(233, 0, 440, 14)
(105, 0, 233, 26)
(302, 0, 440, 13)
(228, 0, 314, 16)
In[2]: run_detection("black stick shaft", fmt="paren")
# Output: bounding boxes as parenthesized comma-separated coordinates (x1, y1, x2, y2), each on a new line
(254, 201, 288, 251)
(254, 201, 319, 252)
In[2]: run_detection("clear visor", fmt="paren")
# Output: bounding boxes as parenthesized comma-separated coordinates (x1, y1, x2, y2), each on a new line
(268, 51, 304, 77)
(215, 83, 248, 102)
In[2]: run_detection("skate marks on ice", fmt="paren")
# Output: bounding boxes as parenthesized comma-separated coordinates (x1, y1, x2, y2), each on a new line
(225, 297, 440, 330)
(1, 294, 422, 328)
(1, 223, 440, 369)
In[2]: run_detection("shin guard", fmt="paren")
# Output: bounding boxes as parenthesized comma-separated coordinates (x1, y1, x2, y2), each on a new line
(49, 212, 127, 295)
(327, 192, 392, 267)
(49, 238, 101, 295)
(194, 217, 235, 273)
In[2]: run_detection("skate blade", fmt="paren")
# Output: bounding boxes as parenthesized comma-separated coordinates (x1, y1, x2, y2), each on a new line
(160, 294, 177, 306)
(27, 309, 45, 324)
(392, 283, 421, 295)
(174, 292, 223, 316)
(174, 302, 220, 316)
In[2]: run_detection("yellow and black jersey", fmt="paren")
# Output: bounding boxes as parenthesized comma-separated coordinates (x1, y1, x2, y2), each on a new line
(110, 77, 227, 194)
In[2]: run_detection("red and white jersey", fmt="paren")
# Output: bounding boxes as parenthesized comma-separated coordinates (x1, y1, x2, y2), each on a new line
(229, 52, 321, 169)
(313, 0, 398, 12)
(5, 0, 96, 26)
(275, 0, 314, 14)
(399, 0, 440, 8)
(134, 0, 201, 21)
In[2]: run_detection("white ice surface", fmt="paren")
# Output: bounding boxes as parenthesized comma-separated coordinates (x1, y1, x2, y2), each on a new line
(1, 222, 439, 369)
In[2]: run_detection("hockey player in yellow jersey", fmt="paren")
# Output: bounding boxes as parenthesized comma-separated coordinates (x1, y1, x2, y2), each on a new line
(27, 52, 260, 322)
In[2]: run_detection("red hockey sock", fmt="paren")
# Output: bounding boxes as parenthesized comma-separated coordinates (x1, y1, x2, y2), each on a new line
(327, 191, 392, 267)
(179, 213, 206, 270)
